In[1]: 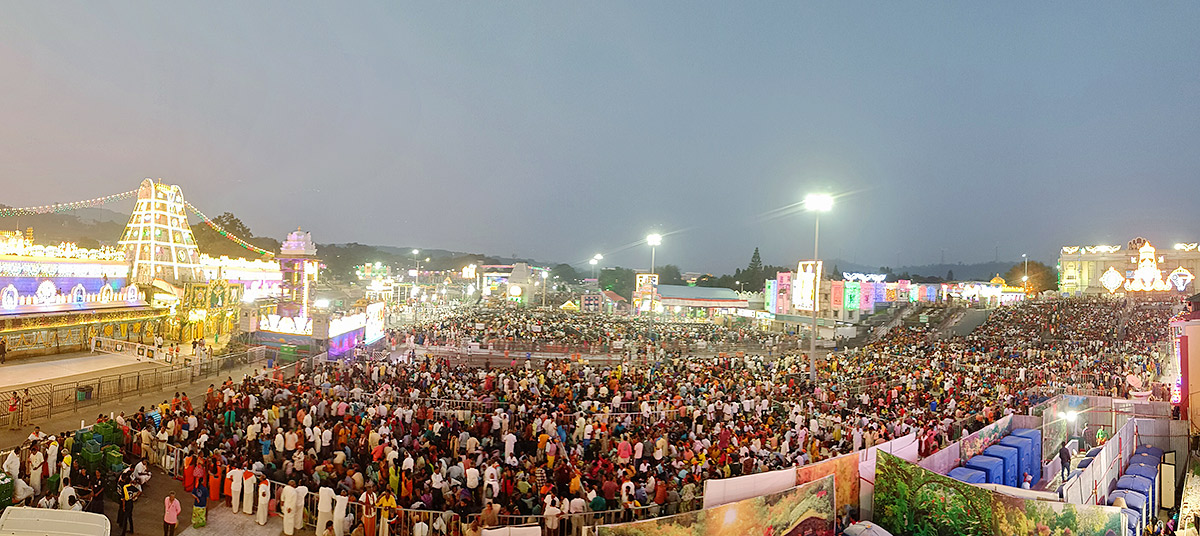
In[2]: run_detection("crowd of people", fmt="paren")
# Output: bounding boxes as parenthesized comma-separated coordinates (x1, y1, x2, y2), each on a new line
(400, 309, 796, 357)
(0, 296, 1178, 536)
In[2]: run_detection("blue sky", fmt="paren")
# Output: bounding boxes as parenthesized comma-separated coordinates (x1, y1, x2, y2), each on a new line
(1, 2, 1198, 273)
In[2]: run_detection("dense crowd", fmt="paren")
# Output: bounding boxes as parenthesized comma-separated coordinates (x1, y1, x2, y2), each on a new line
(0, 296, 1176, 536)
(399, 309, 796, 357)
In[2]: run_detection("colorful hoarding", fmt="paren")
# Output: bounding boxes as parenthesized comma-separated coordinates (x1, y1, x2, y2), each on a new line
(794, 262, 821, 312)
(776, 272, 792, 315)
(764, 279, 777, 314)
(830, 281, 844, 310)
(843, 281, 860, 310)
(597, 476, 835, 536)
(875, 452, 1125, 536)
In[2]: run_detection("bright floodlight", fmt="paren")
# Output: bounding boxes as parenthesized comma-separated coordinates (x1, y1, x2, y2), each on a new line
(804, 193, 834, 212)
(1022, 276, 1028, 281)
(589, 259, 598, 266)
(646, 233, 663, 246)
(593, 253, 603, 260)
(314, 298, 330, 308)
(541, 271, 548, 279)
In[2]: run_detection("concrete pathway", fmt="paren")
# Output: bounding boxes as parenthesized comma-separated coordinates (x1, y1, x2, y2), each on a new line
(0, 352, 160, 391)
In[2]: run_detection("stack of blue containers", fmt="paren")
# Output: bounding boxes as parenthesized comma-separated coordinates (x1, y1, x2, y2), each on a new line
(964, 455, 1005, 484)
(947, 467, 987, 484)
(983, 445, 1020, 487)
(1109, 489, 1146, 536)
(999, 435, 1035, 484)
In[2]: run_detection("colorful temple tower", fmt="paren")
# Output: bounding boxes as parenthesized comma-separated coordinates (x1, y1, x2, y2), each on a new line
(117, 179, 204, 285)
(278, 228, 320, 318)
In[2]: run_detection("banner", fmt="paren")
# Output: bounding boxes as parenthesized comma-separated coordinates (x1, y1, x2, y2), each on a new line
(796, 452, 860, 515)
(1038, 395, 1091, 461)
(702, 467, 797, 509)
(873, 282, 892, 304)
(795, 262, 821, 312)
(776, 272, 792, 315)
(919, 415, 1013, 476)
(859, 282, 874, 311)
(764, 280, 777, 315)
(875, 452, 1126, 536)
(843, 282, 859, 311)
(857, 432, 919, 521)
(831, 281, 844, 311)
(598, 476, 836, 536)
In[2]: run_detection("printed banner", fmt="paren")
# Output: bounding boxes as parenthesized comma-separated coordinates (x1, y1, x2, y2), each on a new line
(796, 452, 860, 515)
(598, 476, 836, 536)
(875, 452, 1126, 536)
(831, 281, 844, 311)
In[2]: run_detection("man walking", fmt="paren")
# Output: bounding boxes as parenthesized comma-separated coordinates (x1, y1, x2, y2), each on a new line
(1059, 442, 1072, 481)
(119, 478, 140, 536)
(164, 490, 182, 536)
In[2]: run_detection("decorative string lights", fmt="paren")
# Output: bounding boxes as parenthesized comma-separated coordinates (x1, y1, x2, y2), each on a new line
(184, 201, 275, 258)
(0, 190, 137, 218)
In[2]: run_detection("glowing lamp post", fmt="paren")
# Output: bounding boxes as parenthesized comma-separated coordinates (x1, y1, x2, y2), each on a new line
(805, 193, 833, 382)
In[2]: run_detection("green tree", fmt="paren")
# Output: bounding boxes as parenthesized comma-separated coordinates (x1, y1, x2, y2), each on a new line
(1004, 260, 1058, 294)
(658, 264, 684, 285)
(599, 267, 637, 300)
(947, 269, 955, 281)
(550, 263, 579, 282)
(192, 211, 276, 259)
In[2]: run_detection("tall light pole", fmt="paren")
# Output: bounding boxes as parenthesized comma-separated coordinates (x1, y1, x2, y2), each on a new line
(591, 253, 603, 281)
(541, 270, 548, 307)
(1022, 253, 1029, 295)
(736, 280, 744, 293)
(804, 193, 834, 383)
(646, 233, 663, 340)
(412, 249, 420, 297)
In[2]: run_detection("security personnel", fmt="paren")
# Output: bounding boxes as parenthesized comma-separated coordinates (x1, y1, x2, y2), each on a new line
(118, 478, 141, 536)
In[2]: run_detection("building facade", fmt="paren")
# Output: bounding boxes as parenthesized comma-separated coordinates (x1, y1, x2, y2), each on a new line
(1058, 237, 1198, 295)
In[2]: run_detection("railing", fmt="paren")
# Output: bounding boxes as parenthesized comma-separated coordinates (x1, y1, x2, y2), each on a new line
(0, 346, 272, 445)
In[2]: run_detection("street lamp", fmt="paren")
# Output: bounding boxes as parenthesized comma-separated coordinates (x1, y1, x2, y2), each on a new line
(804, 192, 834, 382)
(736, 280, 744, 293)
(646, 234, 662, 273)
(541, 270, 549, 307)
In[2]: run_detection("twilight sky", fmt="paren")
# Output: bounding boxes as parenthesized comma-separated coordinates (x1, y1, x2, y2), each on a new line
(2, 2, 1199, 274)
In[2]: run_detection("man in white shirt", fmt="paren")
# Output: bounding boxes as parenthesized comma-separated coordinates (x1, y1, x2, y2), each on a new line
(57, 478, 76, 509)
(316, 486, 335, 535)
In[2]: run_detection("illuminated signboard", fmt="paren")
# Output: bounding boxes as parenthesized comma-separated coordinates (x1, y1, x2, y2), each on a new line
(860, 282, 874, 311)
(1172, 335, 1182, 404)
(843, 281, 859, 310)
(776, 272, 792, 315)
(794, 261, 821, 312)
(831, 281, 844, 309)
(764, 280, 777, 314)
(365, 302, 386, 344)
(633, 273, 659, 312)
(1169, 267, 1195, 292)
(1124, 242, 1170, 291)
